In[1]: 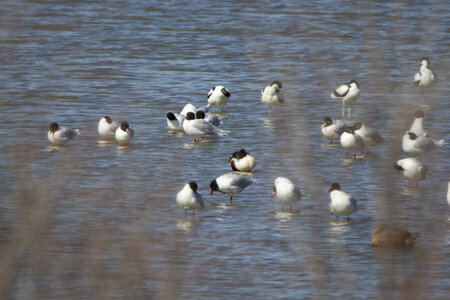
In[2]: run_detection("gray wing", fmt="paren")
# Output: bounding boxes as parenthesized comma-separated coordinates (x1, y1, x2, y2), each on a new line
(415, 137, 437, 152)
(233, 175, 254, 189)
(61, 128, 79, 140)
(192, 120, 217, 135)
(365, 127, 384, 143)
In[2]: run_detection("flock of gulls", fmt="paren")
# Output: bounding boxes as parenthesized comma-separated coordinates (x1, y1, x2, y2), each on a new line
(46, 58, 447, 247)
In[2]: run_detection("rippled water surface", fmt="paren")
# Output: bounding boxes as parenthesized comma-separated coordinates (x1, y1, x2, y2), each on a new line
(1, 0, 449, 298)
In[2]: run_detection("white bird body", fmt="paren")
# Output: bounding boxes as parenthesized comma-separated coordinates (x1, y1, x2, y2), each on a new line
(115, 122, 134, 145)
(261, 81, 284, 107)
(271, 177, 301, 210)
(180, 103, 197, 116)
(229, 149, 255, 172)
(47, 123, 79, 146)
(331, 80, 360, 116)
(340, 126, 365, 157)
(176, 182, 204, 214)
(402, 132, 445, 157)
(207, 86, 230, 110)
(414, 58, 436, 88)
(354, 122, 384, 149)
(321, 117, 348, 143)
(409, 110, 426, 137)
(394, 157, 427, 184)
(328, 183, 357, 220)
(98, 116, 119, 140)
(210, 172, 254, 203)
(183, 112, 228, 142)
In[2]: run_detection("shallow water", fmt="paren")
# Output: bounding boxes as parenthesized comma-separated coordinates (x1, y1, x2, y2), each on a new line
(0, 0, 449, 298)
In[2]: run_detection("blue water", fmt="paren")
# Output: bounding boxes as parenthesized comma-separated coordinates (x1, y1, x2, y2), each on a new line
(0, 0, 449, 298)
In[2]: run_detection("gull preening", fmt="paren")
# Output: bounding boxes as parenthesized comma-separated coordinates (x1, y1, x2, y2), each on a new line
(331, 80, 360, 117)
(340, 125, 365, 158)
(166, 112, 185, 132)
(210, 172, 254, 204)
(47, 122, 80, 146)
(321, 117, 349, 144)
(271, 177, 301, 210)
(261, 81, 284, 108)
(176, 181, 204, 217)
(207, 85, 230, 112)
(115, 122, 134, 145)
(328, 182, 357, 221)
(229, 149, 255, 172)
(371, 225, 419, 248)
(98, 116, 119, 140)
(182, 112, 228, 143)
(394, 157, 427, 188)
(414, 57, 436, 88)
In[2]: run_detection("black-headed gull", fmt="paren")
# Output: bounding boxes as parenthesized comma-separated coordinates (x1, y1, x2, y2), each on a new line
(340, 125, 365, 158)
(414, 57, 436, 88)
(271, 177, 301, 210)
(328, 182, 357, 221)
(402, 131, 445, 157)
(47, 122, 79, 146)
(261, 81, 284, 108)
(166, 112, 185, 132)
(229, 149, 255, 172)
(195, 110, 221, 127)
(98, 116, 119, 140)
(409, 110, 426, 137)
(210, 172, 254, 204)
(331, 80, 360, 117)
(394, 157, 427, 188)
(353, 122, 384, 150)
(207, 85, 230, 112)
(176, 181, 204, 217)
(115, 122, 134, 145)
(182, 112, 228, 143)
(371, 225, 419, 248)
(321, 117, 348, 144)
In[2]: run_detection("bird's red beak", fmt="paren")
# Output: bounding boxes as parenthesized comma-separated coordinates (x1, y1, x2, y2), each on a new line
(328, 189, 332, 193)
(210, 190, 213, 195)
(270, 192, 275, 198)
(126, 129, 130, 135)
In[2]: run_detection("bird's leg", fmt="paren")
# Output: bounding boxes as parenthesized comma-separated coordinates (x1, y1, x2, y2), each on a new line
(408, 181, 411, 188)
(347, 216, 350, 221)
(415, 182, 418, 188)
(193, 210, 195, 218)
(348, 106, 351, 117)
(353, 152, 356, 159)
(229, 195, 233, 204)
(346, 151, 349, 158)
(342, 102, 345, 117)
(221, 106, 224, 113)
(184, 210, 187, 218)
(330, 140, 333, 144)
(336, 216, 339, 221)
(290, 205, 292, 211)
